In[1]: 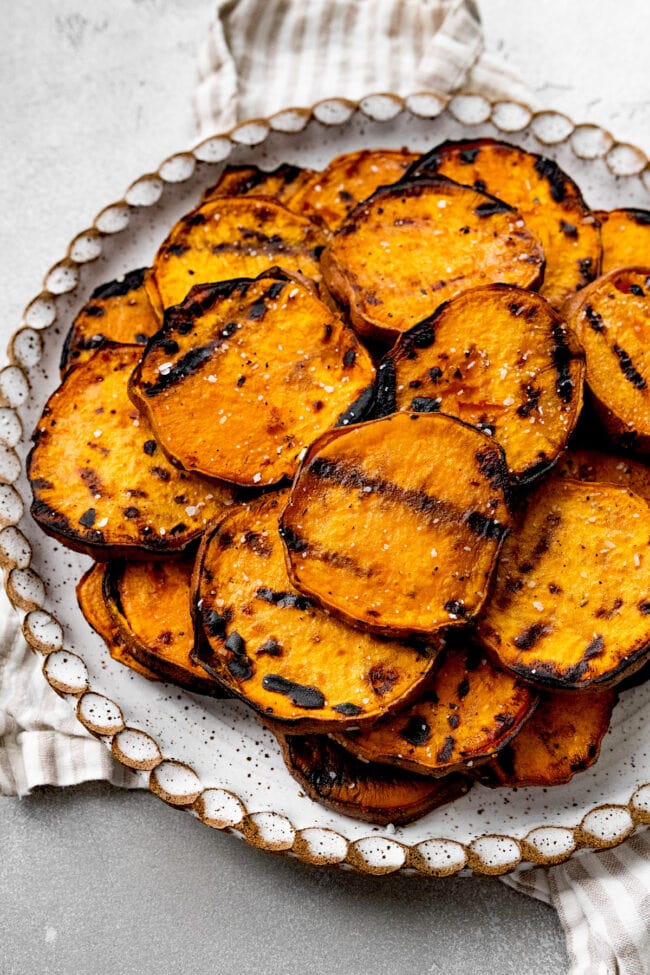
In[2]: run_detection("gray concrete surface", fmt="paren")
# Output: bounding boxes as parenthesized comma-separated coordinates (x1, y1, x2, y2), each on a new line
(0, 783, 567, 975)
(3, 2, 650, 972)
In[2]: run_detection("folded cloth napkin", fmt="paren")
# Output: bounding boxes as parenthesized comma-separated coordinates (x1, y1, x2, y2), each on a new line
(2, 3, 649, 973)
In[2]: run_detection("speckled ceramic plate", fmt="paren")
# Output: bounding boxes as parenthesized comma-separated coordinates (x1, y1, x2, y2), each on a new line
(4, 92, 650, 876)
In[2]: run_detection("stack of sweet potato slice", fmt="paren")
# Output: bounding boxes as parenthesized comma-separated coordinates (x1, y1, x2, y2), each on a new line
(28, 139, 650, 825)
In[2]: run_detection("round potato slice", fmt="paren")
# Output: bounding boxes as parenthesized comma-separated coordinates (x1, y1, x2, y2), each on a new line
(478, 477, 650, 689)
(60, 268, 161, 375)
(201, 162, 318, 208)
(565, 267, 650, 453)
(321, 175, 544, 341)
(406, 138, 601, 308)
(280, 411, 511, 637)
(152, 196, 326, 310)
(29, 344, 236, 559)
(193, 494, 440, 731)
(595, 208, 650, 274)
(376, 285, 585, 484)
(333, 644, 537, 777)
(103, 559, 224, 696)
(276, 732, 470, 826)
(77, 563, 158, 680)
(556, 448, 650, 501)
(475, 689, 616, 788)
(130, 271, 375, 486)
(289, 148, 418, 231)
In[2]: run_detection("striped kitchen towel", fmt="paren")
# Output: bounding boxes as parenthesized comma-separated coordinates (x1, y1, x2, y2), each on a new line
(503, 834, 650, 975)
(194, 0, 533, 134)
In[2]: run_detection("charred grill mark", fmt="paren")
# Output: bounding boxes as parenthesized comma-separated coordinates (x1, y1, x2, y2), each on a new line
(367, 665, 399, 696)
(513, 622, 553, 650)
(82, 306, 105, 318)
(401, 317, 437, 352)
(78, 508, 96, 528)
(343, 349, 356, 368)
(551, 324, 577, 403)
(474, 199, 512, 217)
(150, 466, 170, 481)
(630, 284, 645, 297)
(410, 397, 441, 413)
(638, 601, 650, 615)
(400, 715, 431, 746)
(308, 456, 507, 542)
(533, 156, 567, 203)
(457, 677, 470, 699)
(436, 736, 455, 763)
(185, 211, 207, 227)
(374, 360, 397, 417)
(516, 384, 542, 418)
(332, 702, 363, 716)
(210, 229, 291, 257)
(261, 674, 325, 709)
(560, 220, 578, 238)
(91, 268, 147, 300)
(31, 477, 54, 490)
(255, 587, 315, 611)
(613, 344, 646, 389)
(460, 147, 480, 164)
(224, 631, 253, 681)
(595, 598, 622, 620)
(242, 531, 272, 557)
(202, 608, 229, 638)
(448, 713, 460, 729)
(278, 525, 308, 553)
(475, 448, 509, 494)
(335, 385, 375, 427)
(247, 299, 267, 320)
(257, 639, 282, 657)
(166, 243, 190, 257)
(563, 634, 605, 683)
(584, 304, 604, 332)
(79, 468, 104, 495)
(143, 342, 218, 396)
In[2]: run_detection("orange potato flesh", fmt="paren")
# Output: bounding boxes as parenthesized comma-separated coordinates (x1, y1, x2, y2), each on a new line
(77, 563, 158, 680)
(334, 645, 537, 777)
(322, 176, 544, 341)
(61, 268, 161, 374)
(277, 732, 470, 826)
(201, 163, 318, 207)
(556, 448, 650, 501)
(104, 559, 223, 695)
(377, 285, 585, 484)
(478, 477, 650, 689)
(565, 267, 650, 452)
(152, 196, 326, 310)
(281, 412, 511, 637)
(595, 208, 650, 274)
(29, 344, 236, 559)
(193, 495, 439, 730)
(130, 272, 375, 486)
(289, 148, 418, 231)
(475, 689, 616, 787)
(408, 138, 601, 308)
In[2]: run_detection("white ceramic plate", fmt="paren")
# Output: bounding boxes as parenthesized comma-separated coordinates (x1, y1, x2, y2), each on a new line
(5, 92, 650, 877)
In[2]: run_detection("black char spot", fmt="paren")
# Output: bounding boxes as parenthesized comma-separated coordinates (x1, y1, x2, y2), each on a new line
(278, 525, 308, 553)
(78, 508, 96, 528)
(460, 147, 480, 164)
(335, 385, 375, 427)
(410, 397, 441, 413)
(332, 702, 363, 716)
(400, 715, 431, 747)
(584, 304, 604, 333)
(143, 440, 157, 456)
(262, 674, 325, 709)
(613, 344, 646, 389)
(534, 156, 567, 203)
(91, 268, 147, 300)
(436, 736, 455, 763)
(255, 587, 315, 610)
(202, 609, 227, 638)
(474, 199, 511, 217)
(375, 360, 397, 417)
(513, 622, 552, 650)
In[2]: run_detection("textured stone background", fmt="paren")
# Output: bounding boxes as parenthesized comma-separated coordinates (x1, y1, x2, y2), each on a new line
(2, 2, 649, 972)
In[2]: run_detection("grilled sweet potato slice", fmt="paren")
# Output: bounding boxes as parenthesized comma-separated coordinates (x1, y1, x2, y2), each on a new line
(478, 477, 650, 689)
(102, 558, 223, 695)
(556, 448, 650, 501)
(334, 644, 536, 777)
(595, 208, 650, 274)
(152, 196, 326, 311)
(201, 163, 318, 207)
(193, 494, 439, 730)
(29, 344, 236, 559)
(277, 732, 470, 826)
(475, 688, 616, 787)
(130, 271, 375, 486)
(321, 176, 544, 341)
(406, 138, 601, 308)
(564, 267, 650, 453)
(376, 285, 585, 485)
(77, 563, 158, 680)
(289, 148, 418, 231)
(281, 411, 511, 637)
(60, 268, 161, 375)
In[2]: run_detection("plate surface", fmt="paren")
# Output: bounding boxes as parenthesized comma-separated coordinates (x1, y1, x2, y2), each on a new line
(6, 92, 650, 876)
